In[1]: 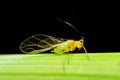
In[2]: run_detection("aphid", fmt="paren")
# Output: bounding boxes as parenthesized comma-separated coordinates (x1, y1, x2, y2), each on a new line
(19, 18, 89, 59)
(19, 13, 89, 72)
(19, 34, 89, 62)
(19, 34, 87, 55)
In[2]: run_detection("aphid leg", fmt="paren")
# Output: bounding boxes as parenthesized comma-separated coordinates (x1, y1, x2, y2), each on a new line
(61, 53, 66, 72)
(62, 52, 70, 72)
(66, 52, 70, 65)
(83, 46, 90, 60)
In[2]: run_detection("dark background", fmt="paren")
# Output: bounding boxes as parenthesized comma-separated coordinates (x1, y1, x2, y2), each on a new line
(0, 3, 120, 54)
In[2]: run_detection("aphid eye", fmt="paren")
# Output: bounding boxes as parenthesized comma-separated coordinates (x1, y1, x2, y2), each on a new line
(80, 40, 83, 43)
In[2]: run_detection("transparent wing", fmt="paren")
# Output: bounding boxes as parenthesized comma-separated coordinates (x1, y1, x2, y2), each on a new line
(19, 34, 67, 54)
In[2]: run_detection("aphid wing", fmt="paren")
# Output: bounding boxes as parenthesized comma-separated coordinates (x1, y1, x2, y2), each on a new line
(19, 34, 66, 54)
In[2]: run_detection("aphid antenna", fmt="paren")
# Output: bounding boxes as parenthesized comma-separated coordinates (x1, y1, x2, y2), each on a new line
(56, 8, 84, 39)
(71, 8, 86, 38)
(56, 17, 81, 36)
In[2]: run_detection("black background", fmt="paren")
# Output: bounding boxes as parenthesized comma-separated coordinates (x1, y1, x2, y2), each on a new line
(0, 3, 120, 54)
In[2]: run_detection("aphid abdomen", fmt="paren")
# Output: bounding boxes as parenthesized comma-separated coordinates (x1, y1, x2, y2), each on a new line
(52, 40, 77, 54)
(52, 43, 69, 55)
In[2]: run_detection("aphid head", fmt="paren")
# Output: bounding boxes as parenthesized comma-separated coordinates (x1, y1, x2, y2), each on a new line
(80, 37, 84, 45)
(75, 41, 82, 49)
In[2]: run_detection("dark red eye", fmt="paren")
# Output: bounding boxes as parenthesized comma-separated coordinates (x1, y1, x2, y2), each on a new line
(80, 40, 83, 43)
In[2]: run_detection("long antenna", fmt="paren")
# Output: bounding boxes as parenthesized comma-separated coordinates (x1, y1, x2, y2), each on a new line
(71, 8, 89, 59)
(72, 8, 81, 28)
(72, 8, 83, 36)
(56, 17, 80, 35)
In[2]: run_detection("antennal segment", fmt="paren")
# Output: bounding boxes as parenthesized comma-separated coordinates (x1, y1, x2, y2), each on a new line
(56, 17, 80, 35)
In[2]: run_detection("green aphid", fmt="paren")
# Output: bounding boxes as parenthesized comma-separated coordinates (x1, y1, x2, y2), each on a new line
(20, 34, 88, 55)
